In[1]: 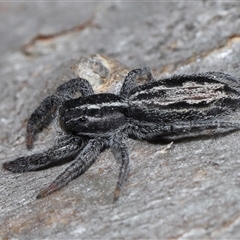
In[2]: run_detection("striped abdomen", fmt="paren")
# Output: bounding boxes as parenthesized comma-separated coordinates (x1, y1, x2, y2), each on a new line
(129, 74, 240, 124)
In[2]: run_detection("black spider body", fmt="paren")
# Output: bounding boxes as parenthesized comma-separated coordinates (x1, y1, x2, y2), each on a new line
(59, 93, 128, 136)
(3, 68, 240, 202)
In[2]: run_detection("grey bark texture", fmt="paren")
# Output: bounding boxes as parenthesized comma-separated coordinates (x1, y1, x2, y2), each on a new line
(1, 2, 240, 239)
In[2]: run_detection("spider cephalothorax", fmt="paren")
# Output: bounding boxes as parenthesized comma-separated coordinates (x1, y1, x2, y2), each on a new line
(3, 67, 240, 202)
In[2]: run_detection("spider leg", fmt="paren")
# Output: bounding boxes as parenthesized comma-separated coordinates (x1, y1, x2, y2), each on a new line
(55, 78, 94, 98)
(120, 67, 154, 99)
(111, 140, 129, 202)
(26, 95, 61, 149)
(129, 120, 240, 140)
(26, 78, 94, 149)
(3, 136, 85, 172)
(36, 138, 103, 199)
(166, 120, 240, 139)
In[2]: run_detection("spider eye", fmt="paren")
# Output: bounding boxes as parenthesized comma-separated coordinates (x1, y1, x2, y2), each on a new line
(78, 116, 87, 122)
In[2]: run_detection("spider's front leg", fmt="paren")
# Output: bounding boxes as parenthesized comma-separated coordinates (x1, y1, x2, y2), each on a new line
(3, 136, 85, 172)
(36, 138, 103, 199)
(120, 67, 154, 99)
(26, 78, 94, 149)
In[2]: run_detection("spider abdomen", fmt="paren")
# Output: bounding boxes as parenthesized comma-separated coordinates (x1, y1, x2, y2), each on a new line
(128, 72, 240, 140)
(59, 93, 128, 136)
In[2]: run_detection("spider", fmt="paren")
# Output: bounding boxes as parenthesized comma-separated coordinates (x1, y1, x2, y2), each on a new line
(3, 67, 240, 202)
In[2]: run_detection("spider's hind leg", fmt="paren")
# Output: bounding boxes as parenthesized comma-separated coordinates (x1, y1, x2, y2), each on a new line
(169, 120, 240, 137)
(26, 78, 94, 149)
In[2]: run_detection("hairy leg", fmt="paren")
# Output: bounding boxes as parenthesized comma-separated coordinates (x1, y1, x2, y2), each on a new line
(111, 140, 130, 202)
(120, 67, 154, 99)
(36, 138, 103, 199)
(129, 119, 240, 140)
(26, 78, 94, 149)
(3, 136, 85, 172)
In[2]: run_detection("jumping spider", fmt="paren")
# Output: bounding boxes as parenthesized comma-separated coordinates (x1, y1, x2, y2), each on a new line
(3, 67, 240, 202)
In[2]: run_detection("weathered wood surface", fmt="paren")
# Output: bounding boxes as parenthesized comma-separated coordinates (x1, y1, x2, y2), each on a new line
(1, 2, 240, 239)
